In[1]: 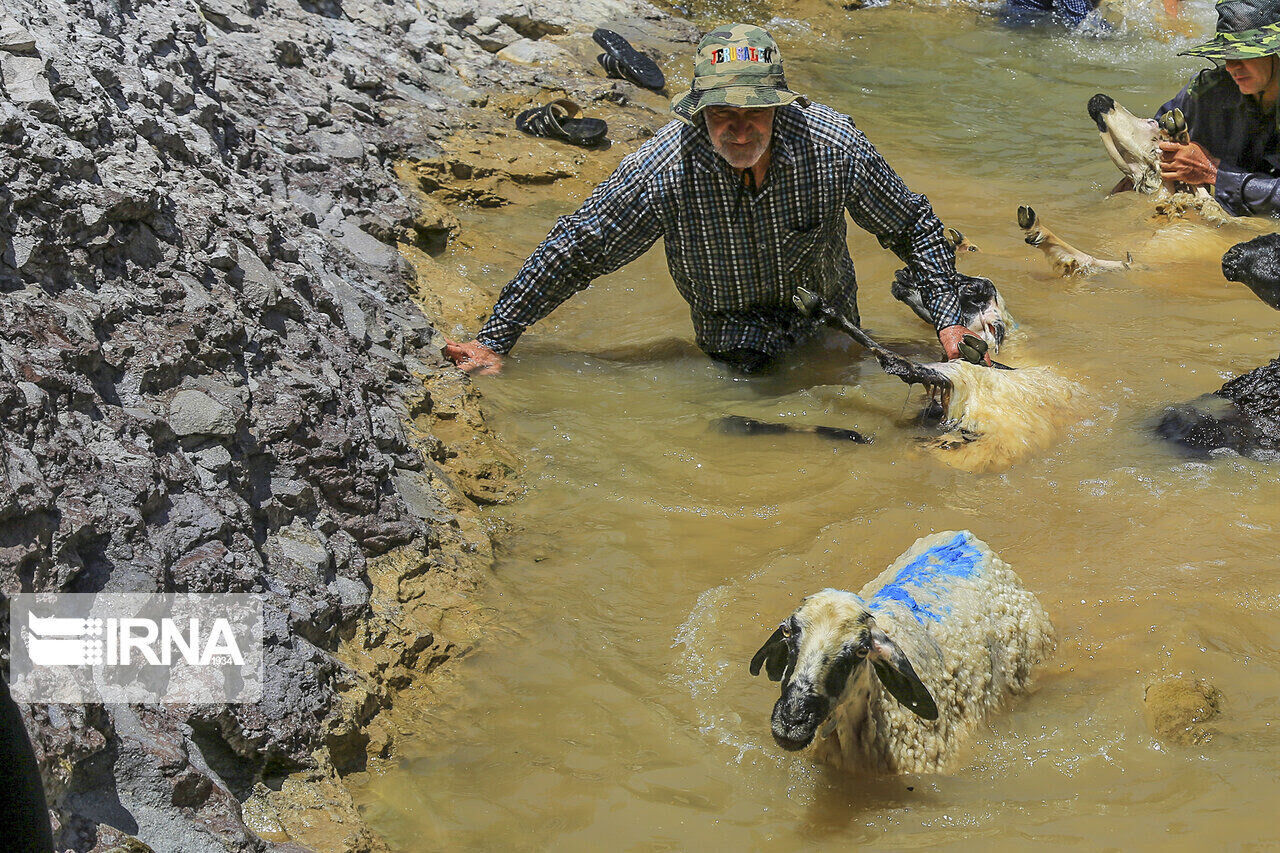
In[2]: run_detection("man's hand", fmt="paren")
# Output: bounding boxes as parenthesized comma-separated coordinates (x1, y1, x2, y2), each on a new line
(1159, 140, 1219, 186)
(937, 324, 991, 365)
(443, 339, 504, 375)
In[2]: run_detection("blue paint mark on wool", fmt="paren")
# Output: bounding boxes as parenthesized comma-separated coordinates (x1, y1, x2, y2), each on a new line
(869, 532, 983, 624)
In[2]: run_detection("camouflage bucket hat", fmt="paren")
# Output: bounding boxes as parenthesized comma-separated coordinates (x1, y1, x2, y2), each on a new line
(670, 24, 808, 125)
(1181, 0, 1280, 59)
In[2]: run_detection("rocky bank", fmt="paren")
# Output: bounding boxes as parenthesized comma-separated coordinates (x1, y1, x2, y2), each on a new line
(0, 0, 714, 848)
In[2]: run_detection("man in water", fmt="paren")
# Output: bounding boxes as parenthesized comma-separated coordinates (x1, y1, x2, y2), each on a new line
(999, 0, 1100, 30)
(998, 0, 1179, 32)
(444, 24, 974, 375)
(1158, 0, 1280, 216)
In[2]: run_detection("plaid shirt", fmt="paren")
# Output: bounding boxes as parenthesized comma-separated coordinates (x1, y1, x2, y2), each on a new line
(477, 101, 964, 357)
(1000, 0, 1096, 27)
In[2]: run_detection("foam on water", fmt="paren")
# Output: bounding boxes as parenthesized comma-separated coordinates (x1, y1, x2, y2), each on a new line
(670, 580, 824, 800)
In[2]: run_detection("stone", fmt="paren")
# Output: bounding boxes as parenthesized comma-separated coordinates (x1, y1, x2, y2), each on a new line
(189, 444, 231, 472)
(235, 245, 283, 311)
(392, 469, 450, 525)
(308, 128, 365, 162)
(268, 522, 332, 584)
(274, 39, 304, 66)
(206, 240, 238, 270)
(1143, 675, 1223, 746)
(167, 389, 238, 437)
(496, 38, 573, 66)
(337, 216, 399, 271)
(17, 381, 46, 408)
(463, 18, 522, 53)
(491, 0, 635, 36)
(0, 14, 37, 53)
(405, 18, 450, 57)
(330, 575, 370, 616)
(0, 52, 55, 117)
(0, 0, 672, 839)
(194, 0, 256, 32)
(407, 194, 459, 254)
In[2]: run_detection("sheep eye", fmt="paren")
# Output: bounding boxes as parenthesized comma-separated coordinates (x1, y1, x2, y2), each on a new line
(854, 646, 868, 658)
(780, 623, 792, 639)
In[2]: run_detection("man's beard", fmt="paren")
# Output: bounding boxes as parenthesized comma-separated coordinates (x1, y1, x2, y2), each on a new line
(712, 134, 770, 170)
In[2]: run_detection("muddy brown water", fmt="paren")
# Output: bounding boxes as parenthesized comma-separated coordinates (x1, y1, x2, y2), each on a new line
(354, 4, 1280, 849)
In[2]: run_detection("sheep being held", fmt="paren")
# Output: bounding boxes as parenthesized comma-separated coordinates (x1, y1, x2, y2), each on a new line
(750, 530, 1055, 774)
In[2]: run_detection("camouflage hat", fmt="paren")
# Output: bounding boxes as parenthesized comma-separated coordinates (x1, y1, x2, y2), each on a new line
(1181, 0, 1280, 59)
(670, 24, 807, 125)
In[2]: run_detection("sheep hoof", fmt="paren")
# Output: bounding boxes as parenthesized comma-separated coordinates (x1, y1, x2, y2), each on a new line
(1017, 205, 1037, 230)
(957, 334, 988, 365)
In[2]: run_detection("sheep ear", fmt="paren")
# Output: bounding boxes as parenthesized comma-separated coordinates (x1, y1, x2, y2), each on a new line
(750, 626, 789, 682)
(868, 628, 939, 721)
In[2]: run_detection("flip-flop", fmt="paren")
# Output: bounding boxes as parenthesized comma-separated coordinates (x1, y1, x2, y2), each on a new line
(515, 99, 607, 147)
(593, 27, 665, 91)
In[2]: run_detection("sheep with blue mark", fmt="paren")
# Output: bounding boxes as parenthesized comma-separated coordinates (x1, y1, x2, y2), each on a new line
(751, 530, 1055, 774)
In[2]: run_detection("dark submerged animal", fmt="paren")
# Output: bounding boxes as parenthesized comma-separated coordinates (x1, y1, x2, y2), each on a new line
(1156, 234, 1280, 455)
(715, 415, 870, 443)
(1223, 233, 1280, 310)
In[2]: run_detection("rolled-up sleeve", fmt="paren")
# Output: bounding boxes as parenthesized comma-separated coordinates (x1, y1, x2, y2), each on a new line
(476, 150, 664, 355)
(842, 132, 963, 330)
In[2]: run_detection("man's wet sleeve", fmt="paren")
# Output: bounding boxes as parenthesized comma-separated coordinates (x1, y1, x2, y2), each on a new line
(1217, 168, 1280, 218)
(842, 132, 964, 330)
(476, 152, 663, 355)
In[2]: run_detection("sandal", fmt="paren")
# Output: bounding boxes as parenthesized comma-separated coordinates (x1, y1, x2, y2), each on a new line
(593, 27, 665, 91)
(515, 99, 608, 147)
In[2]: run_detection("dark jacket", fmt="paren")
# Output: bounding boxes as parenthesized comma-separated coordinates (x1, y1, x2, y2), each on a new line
(1160, 67, 1280, 217)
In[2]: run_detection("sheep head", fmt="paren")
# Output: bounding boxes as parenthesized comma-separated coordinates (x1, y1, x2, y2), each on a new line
(1222, 233, 1280, 311)
(1087, 93, 1164, 195)
(750, 590, 938, 752)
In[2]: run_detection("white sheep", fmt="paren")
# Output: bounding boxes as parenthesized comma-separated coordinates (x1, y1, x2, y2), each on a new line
(923, 359, 1087, 474)
(750, 530, 1055, 774)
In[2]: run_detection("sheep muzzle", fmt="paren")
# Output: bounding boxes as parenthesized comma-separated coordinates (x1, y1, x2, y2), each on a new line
(770, 684, 830, 751)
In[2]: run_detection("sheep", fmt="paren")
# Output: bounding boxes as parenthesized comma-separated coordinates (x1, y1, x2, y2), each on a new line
(922, 359, 1087, 473)
(750, 530, 1055, 774)
(1156, 233, 1280, 456)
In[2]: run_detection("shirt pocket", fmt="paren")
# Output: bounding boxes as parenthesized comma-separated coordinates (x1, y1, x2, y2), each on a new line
(778, 222, 823, 275)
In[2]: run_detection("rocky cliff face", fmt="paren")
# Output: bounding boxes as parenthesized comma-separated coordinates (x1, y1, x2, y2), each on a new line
(0, 0, 682, 848)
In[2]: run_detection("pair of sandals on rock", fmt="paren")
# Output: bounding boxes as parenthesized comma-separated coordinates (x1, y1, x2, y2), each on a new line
(516, 28, 665, 147)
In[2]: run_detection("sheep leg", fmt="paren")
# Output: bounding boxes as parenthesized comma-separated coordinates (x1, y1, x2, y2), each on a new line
(792, 287, 952, 391)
